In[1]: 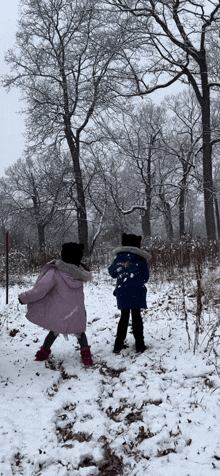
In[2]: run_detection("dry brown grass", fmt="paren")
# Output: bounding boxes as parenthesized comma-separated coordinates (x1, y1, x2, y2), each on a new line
(1, 239, 220, 285)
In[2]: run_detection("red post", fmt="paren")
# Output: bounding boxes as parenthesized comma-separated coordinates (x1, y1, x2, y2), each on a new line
(6, 232, 9, 304)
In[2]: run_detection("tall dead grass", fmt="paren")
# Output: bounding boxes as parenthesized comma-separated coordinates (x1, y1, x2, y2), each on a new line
(1, 238, 220, 284)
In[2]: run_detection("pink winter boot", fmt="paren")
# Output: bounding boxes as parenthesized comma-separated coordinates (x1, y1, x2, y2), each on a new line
(80, 346, 94, 367)
(35, 346, 51, 361)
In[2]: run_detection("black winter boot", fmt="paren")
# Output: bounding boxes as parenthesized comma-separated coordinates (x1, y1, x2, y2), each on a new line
(135, 344, 147, 353)
(113, 310, 130, 353)
(113, 341, 129, 354)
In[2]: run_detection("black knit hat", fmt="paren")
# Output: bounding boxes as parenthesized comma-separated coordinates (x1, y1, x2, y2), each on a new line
(121, 233, 142, 248)
(61, 242, 84, 266)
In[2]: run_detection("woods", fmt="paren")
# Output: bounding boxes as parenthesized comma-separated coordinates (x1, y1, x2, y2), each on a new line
(1, 0, 220, 252)
(2, 4, 220, 473)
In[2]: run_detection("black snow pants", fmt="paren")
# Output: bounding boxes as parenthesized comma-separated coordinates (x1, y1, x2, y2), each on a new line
(114, 309, 145, 351)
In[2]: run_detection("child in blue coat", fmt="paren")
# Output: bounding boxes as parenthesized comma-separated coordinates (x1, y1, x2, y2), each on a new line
(108, 233, 149, 353)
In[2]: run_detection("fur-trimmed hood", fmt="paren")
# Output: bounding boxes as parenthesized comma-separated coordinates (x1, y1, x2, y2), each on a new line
(112, 246, 150, 262)
(44, 259, 91, 282)
(55, 260, 92, 282)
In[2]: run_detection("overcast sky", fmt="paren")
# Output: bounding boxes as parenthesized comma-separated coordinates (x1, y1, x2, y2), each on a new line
(0, 0, 25, 178)
(0, 0, 185, 180)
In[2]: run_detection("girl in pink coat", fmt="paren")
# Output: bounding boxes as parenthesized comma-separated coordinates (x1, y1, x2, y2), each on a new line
(18, 243, 93, 366)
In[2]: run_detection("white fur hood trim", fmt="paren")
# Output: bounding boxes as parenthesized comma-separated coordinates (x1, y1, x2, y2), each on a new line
(54, 260, 92, 282)
(112, 246, 150, 262)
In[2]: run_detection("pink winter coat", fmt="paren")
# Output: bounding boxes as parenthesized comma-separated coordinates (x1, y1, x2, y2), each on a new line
(19, 260, 91, 336)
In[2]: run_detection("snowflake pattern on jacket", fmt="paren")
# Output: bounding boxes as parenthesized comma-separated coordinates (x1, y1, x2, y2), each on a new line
(108, 246, 150, 310)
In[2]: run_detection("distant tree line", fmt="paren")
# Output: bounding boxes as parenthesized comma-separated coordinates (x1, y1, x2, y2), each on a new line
(1, 0, 220, 253)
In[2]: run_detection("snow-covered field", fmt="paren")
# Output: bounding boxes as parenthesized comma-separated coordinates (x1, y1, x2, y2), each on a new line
(1, 269, 220, 476)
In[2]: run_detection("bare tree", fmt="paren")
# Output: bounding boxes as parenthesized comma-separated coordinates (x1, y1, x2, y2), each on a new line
(0, 152, 70, 251)
(163, 90, 202, 238)
(84, 146, 133, 245)
(105, 0, 220, 240)
(96, 101, 166, 239)
(2, 0, 127, 254)
(0, 193, 14, 243)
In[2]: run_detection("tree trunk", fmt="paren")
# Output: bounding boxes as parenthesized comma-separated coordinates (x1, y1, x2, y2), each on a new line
(179, 187, 185, 239)
(60, 54, 89, 255)
(201, 114, 216, 240)
(141, 178, 151, 238)
(179, 161, 188, 239)
(141, 139, 152, 239)
(141, 208, 151, 238)
(64, 126, 89, 255)
(37, 223, 46, 253)
(214, 195, 220, 239)
(159, 189, 173, 241)
(164, 201, 173, 241)
(200, 60, 216, 240)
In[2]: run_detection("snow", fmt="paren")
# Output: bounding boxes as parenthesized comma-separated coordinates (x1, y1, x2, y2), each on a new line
(1, 270, 220, 475)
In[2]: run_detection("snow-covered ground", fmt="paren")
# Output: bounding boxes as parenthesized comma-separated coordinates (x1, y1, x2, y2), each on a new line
(1, 269, 220, 475)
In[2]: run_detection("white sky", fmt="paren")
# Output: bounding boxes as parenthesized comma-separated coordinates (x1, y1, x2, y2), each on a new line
(0, 0, 185, 180)
(0, 0, 25, 178)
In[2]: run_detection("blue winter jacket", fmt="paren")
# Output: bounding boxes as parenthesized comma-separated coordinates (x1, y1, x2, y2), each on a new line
(108, 246, 149, 310)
